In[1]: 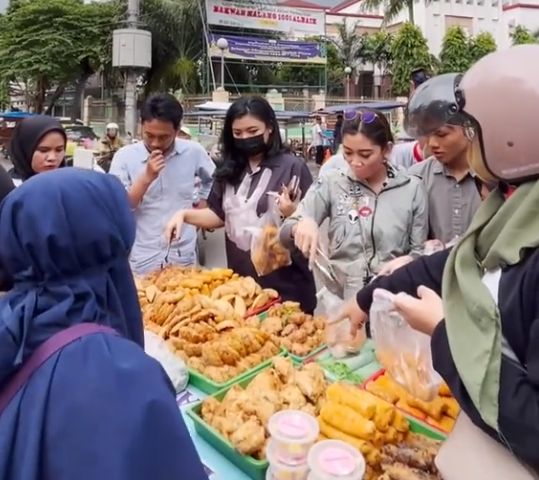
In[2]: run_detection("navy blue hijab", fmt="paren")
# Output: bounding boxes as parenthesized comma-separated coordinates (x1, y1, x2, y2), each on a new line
(0, 169, 207, 480)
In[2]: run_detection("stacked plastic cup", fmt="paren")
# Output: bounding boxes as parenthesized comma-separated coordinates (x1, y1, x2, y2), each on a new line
(307, 440, 366, 480)
(266, 410, 320, 480)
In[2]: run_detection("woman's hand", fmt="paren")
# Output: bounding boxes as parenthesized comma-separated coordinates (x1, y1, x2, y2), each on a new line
(393, 286, 444, 336)
(293, 217, 319, 264)
(165, 210, 186, 242)
(378, 255, 414, 276)
(277, 185, 301, 218)
(332, 297, 368, 337)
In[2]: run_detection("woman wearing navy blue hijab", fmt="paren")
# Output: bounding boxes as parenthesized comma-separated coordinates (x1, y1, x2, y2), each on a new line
(0, 168, 207, 480)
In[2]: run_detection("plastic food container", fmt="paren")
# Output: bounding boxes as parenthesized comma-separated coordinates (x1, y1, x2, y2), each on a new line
(266, 440, 309, 479)
(307, 440, 366, 480)
(267, 410, 320, 465)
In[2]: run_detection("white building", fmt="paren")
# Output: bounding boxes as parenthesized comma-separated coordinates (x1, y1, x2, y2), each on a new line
(298, 0, 539, 54)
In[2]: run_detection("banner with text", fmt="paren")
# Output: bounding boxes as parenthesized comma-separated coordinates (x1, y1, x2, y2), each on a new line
(209, 34, 326, 64)
(205, 0, 325, 36)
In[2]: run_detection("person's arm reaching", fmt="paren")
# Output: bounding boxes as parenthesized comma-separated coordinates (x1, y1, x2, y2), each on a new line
(335, 249, 451, 331)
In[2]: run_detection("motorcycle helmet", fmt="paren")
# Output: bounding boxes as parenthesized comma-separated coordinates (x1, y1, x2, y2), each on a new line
(405, 45, 539, 184)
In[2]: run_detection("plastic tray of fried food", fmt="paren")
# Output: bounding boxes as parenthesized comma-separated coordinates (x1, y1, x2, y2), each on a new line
(187, 357, 329, 480)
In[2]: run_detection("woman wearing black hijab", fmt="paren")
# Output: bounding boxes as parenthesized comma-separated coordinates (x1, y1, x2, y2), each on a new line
(9, 115, 67, 184)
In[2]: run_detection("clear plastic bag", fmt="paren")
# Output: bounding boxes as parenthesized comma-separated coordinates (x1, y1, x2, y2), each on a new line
(247, 192, 292, 276)
(317, 287, 366, 359)
(370, 288, 442, 401)
(144, 330, 189, 393)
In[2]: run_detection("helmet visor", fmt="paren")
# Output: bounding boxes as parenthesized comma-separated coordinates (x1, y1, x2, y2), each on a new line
(404, 73, 468, 138)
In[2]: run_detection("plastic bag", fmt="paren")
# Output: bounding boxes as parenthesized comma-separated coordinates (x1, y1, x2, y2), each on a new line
(317, 287, 366, 359)
(247, 192, 291, 276)
(144, 330, 189, 393)
(370, 288, 442, 401)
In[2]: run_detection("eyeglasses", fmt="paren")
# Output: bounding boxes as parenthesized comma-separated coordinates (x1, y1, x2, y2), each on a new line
(343, 109, 378, 124)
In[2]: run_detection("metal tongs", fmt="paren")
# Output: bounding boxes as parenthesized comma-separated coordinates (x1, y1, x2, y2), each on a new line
(286, 175, 301, 202)
(312, 248, 346, 293)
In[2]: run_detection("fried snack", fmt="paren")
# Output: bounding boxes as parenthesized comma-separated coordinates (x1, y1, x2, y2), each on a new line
(321, 402, 376, 441)
(326, 382, 377, 420)
(200, 358, 328, 459)
(368, 373, 460, 432)
(251, 225, 291, 276)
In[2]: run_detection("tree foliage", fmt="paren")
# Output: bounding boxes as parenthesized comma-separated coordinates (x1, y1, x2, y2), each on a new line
(391, 23, 431, 96)
(362, 0, 415, 25)
(439, 26, 472, 73)
(469, 32, 497, 63)
(0, 0, 116, 113)
(510, 25, 537, 45)
(364, 31, 394, 76)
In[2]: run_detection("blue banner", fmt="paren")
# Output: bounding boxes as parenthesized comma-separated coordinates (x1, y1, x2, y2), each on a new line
(209, 34, 326, 64)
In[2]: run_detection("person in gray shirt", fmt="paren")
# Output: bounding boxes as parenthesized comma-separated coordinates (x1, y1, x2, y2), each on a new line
(110, 94, 215, 274)
(379, 73, 481, 275)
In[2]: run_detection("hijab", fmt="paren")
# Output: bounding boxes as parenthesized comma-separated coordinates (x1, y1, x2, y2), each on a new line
(9, 115, 67, 181)
(0, 168, 141, 379)
(0, 168, 208, 480)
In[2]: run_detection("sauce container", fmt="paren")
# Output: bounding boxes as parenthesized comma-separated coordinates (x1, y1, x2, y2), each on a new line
(267, 410, 319, 465)
(266, 440, 309, 480)
(307, 440, 365, 480)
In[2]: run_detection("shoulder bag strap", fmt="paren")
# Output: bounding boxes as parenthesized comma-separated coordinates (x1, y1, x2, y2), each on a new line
(0, 323, 118, 415)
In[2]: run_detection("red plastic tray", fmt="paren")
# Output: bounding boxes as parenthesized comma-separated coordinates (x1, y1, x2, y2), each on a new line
(362, 368, 452, 436)
(245, 297, 281, 318)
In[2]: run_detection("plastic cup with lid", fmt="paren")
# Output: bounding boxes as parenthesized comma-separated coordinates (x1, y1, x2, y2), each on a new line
(267, 410, 320, 465)
(307, 440, 366, 480)
(266, 439, 309, 480)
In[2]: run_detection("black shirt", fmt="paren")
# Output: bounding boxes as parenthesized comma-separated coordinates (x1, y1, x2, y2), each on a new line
(356, 249, 539, 472)
(208, 153, 316, 313)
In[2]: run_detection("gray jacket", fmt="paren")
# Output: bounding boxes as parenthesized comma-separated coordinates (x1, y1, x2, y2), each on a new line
(280, 166, 428, 296)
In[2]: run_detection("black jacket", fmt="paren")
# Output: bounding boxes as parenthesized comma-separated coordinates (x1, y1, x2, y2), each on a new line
(356, 249, 539, 472)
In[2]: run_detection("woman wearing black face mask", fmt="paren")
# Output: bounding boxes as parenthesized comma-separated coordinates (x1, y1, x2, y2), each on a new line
(165, 96, 316, 312)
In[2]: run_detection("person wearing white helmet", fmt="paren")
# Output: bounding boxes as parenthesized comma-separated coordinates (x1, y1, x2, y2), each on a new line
(98, 122, 124, 172)
(336, 45, 539, 479)
(177, 125, 192, 140)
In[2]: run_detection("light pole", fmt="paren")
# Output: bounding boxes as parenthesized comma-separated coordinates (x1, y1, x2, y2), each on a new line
(344, 66, 352, 103)
(216, 37, 229, 90)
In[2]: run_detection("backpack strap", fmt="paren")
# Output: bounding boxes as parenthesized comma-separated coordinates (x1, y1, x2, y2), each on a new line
(0, 323, 118, 415)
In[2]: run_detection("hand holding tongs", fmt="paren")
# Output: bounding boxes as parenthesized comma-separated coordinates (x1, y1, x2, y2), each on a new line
(312, 247, 346, 290)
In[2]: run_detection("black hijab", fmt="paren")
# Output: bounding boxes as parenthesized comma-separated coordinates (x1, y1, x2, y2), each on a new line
(9, 115, 67, 181)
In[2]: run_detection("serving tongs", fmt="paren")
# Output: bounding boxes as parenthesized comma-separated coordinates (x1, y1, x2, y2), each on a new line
(312, 248, 346, 293)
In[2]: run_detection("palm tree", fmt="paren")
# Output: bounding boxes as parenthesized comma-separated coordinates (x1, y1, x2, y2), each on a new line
(361, 0, 418, 25)
(328, 19, 367, 69)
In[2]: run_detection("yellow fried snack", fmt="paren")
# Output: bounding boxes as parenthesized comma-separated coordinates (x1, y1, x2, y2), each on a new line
(251, 225, 291, 276)
(405, 396, 445, 421)
(320, 402, 376, 441)
(441, 397, 460, 419)
(326, 383, 377, 419)
(318, 418, 373, 454)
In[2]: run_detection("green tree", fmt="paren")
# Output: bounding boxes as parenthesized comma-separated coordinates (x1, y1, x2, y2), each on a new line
(330, 19, 368, 69)
(362, 0, 424, 25)
(0, 0, 116, 113)
(510, 25, 537, 45)
(140, 0, 204, 95)
(391, 23, 431, 96)
(439, 26, 472, 73)
(364, 31, 394, 77)
(469, 32, 497, 63)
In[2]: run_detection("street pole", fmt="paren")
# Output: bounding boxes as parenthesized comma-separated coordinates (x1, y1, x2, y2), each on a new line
(125, 0, 139, 138)
(216, 38, 229, 91)
(344, 66, 352, 103)
(221, 50, 225, 89)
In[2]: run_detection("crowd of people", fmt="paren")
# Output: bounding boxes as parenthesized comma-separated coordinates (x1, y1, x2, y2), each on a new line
(0, 44, 538, 479)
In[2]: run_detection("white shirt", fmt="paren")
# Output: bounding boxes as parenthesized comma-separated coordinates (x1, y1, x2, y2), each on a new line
(311, 124, 323, 147)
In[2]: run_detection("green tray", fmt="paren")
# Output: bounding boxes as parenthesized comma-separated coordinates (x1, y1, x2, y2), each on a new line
(187, 372, 271, 480)
(288, 344, 327, 364)
(187, 365, 446, 480)
(188, 349, 285, 395)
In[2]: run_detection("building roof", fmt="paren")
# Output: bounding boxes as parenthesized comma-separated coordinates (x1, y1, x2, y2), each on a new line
(279, 0, 360, 11)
